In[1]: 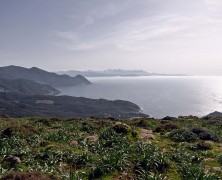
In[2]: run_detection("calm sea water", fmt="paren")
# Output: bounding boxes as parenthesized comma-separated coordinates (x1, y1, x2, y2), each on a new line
(58, 76, 222, 118)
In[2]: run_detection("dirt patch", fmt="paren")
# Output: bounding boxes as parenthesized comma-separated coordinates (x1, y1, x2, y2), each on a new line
(2, 172, 58, 180)
(114, 172, 134, 180)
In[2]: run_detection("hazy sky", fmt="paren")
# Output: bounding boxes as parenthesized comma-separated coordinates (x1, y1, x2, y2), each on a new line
(0, 0, 222, 75)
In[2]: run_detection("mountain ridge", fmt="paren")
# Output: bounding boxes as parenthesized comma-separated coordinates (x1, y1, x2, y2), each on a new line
(0, 78, 60, 95)
(0, 65, 91, 87)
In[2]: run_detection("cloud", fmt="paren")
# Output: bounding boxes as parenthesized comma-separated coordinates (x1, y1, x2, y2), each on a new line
(57, 14, 222, 52)
(55, 0, 222, 52)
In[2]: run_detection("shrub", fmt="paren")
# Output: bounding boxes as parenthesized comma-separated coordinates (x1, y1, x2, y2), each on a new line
(206, 120, 222, 126)
(170, 149, 206, 164)
(1, 128, 14, 138)
(162, 116, 176, 120)
(112, 123, 130, 135)
(154, 123, 179, 133)
(89, 150, 129, 178)
(68, 152, 94, 168)
(132, 143, 169, 174)
(127, 118, 154, 128)
(80, 122, 97, 133)
(131, 130, 139, 138)
(197, 141, 212, 150)
(133, 119, 149, 128)
(33, 118, 52, 127)
(188, 142, 212, 151)
(191, 127, 219, 142)
(169, 129, 198, 142)
(1, 125, 39, 138)
(179, 163, 220, 180)
(136, 168, 167, 180)
(217, 155, 222, 165)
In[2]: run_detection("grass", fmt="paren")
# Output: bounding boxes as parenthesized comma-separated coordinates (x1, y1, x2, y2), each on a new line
(0, 116, 222, 179)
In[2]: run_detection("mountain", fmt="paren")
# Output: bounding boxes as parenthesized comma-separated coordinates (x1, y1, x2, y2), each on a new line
(204, 111, 222, 118)
(0, 78, 60, 95)
(0, 66, 91, 87)
(57, 69, 187, 77)
(0, 92, 148, 119)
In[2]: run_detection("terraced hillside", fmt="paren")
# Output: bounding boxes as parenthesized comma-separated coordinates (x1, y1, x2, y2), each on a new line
(0, 116, 222, 179)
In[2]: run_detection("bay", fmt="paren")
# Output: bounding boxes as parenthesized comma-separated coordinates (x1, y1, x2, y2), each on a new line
(58, 76, 222, 118)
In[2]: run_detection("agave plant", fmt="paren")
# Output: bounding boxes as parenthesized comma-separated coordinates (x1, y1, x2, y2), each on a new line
(179, 163, 220, 180)
(0, 164, 8, 177)
(136, 167, 167, 180)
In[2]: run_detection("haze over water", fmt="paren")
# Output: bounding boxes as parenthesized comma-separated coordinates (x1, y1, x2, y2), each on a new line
(58, 76, 222, 118)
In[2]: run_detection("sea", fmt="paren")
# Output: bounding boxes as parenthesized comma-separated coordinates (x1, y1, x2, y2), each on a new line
(58, 76, 222, 118)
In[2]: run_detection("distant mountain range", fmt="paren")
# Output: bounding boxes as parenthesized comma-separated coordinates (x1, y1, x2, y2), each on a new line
(0, 92, 148, 119)
(0, 65, 91, 87)
(0, 78, 60, 96)
(57, 69, 187, 77)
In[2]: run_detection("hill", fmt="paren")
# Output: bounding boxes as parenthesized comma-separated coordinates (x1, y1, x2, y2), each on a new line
(0, 92, 147, 119)
(205, 111, 222, 118)
(0, 65, 91, 87)
(0, 78, 60, 95)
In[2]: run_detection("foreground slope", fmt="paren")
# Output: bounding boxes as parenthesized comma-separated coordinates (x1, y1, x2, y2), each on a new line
(0, 92, 147, 119)
(0, 65, 91, 87)
(0, 116, 222, 179)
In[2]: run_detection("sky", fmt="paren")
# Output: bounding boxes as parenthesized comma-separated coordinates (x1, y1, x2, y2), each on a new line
(0, 0, 222, 75)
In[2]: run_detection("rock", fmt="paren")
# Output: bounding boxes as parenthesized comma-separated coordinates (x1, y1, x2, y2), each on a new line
(86, 135, 99, 142)
(140, 133, 155, 140)
(204, 140, 214, 145)
(70, 140, 78, 146)
(4, 156, 21, 165)
(204, 158, 214, 161)
(213, 167, 222, 172)
(140, 129, 155, 140)
(141, 129, 153, 134)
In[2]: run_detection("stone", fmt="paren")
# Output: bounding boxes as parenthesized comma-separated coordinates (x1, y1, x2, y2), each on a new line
(70, 140, 78, 146)
(140, 129, 155, 140)
(86, 135, 99, 142)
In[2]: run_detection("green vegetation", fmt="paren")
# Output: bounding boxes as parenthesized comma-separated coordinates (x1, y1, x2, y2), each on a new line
(0, 116, 222, 179)
(0, 93, 147, 119)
